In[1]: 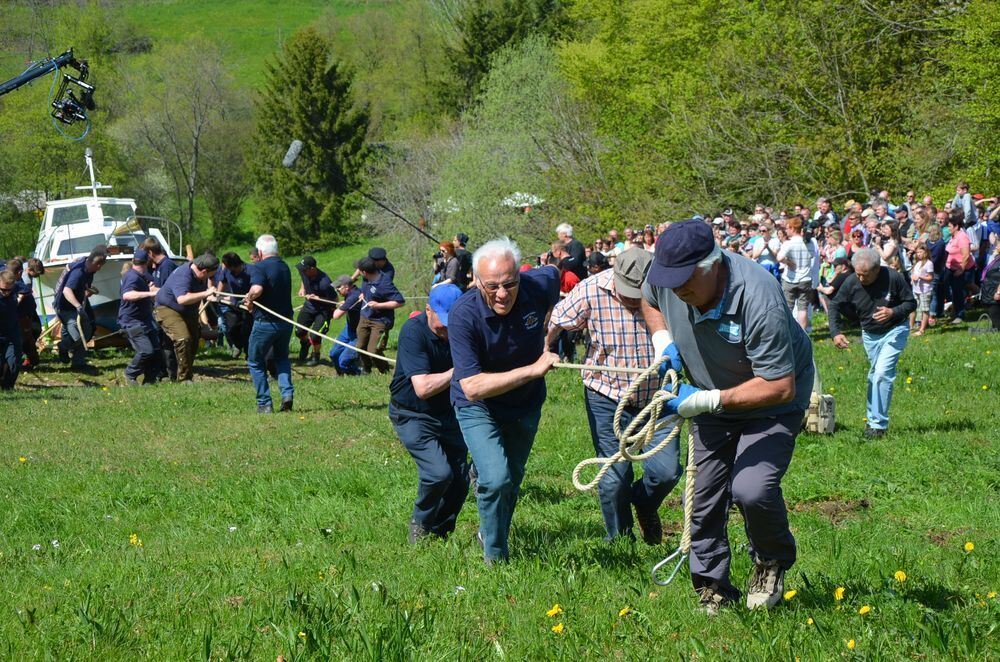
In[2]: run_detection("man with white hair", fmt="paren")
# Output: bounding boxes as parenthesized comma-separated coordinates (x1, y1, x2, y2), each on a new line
(641, 219, 814, 615)
(448, 237, 561, 564)
(556, 222, 588, 280)
(827, 248, 915, 439)
(243, 235, 294, 413)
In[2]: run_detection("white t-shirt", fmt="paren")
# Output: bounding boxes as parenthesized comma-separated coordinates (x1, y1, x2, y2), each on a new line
(777, 236, 815, 284)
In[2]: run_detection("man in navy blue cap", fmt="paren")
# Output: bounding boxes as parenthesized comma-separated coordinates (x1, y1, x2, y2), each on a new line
(352, 247, 396, 284)
(389, 283, 468, 544)
(119, 247, 163, 385)
(294, 255, 338, 366)
(640, 219, 814, 615)
(448, 237, 561, 564)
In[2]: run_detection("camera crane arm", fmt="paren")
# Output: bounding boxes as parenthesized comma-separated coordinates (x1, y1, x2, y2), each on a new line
(0, 49, 95, 125)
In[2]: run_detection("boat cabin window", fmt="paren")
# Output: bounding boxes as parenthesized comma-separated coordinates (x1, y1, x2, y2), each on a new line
(57, 234, 106, 256)
(101, 203, 135, 224)
(51, 205, 89, 226)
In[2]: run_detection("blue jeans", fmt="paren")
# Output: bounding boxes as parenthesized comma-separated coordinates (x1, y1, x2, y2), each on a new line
(456, 404, 543, 561)
(389, 403, 469, 535)
(861, 324, 909, 430)
(57, 307, 91, 366)
(328, 326, 360, 375)
(583, 387, 681, 540)
(248, 319, 293, 407)
(1, 331, 22, 390)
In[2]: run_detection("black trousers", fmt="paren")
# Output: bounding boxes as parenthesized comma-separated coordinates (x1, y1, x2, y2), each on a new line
(222, 307, 252, 354)
(296, 306, 331, 354)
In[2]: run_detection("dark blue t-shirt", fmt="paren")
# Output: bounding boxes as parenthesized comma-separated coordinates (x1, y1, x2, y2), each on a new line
(379, 260, 396, 283)
(390, 313, 454, 414)
(150, 257, 179, 288)
(15, 281, 35, 318)
(217, 266, 252, 307)
(155, 263, 206, 314)
(249, 256, 293, 322)
(0, 288, 19, 338)
(449, 266, 560, 417)
(339, 286, 362, 333)
(54, 257, 94, 312)
(301, 268, 337, 312)
(360, 273, 405, 326)
(119, 268, 155, 326)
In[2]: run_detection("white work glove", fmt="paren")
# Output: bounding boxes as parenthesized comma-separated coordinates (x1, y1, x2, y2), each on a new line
(665, 384, 723, 418)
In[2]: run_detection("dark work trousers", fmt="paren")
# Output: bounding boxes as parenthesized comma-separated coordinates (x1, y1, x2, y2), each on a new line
(688, 411, 801, 597)
(296, 307, 331, 357)
(0, 330, 22, 390)
(986, 303, 1000, 330)
(389, 402, 469, 536)
(584, 387, 681, 540)
(20, 316, 40, 367)
(155, 323, 178, 381)
(221, 306, 252, 356)
(123, 322, 163, 384)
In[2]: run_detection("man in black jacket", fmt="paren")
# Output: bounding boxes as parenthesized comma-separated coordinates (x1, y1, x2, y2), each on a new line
(556, 223, 588, 280)
(828, 248, 916, 439)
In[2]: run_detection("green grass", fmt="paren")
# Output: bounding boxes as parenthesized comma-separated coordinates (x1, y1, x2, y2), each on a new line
(1, 321, 998, 658)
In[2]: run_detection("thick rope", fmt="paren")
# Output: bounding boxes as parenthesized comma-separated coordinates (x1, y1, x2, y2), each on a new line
(650, 431, 696, 586)
(572, 354, 681, 491)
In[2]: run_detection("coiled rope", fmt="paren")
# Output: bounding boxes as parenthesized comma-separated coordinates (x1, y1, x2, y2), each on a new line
(569, 353, 696, 586)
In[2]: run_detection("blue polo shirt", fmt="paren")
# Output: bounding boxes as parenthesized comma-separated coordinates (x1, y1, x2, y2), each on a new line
(155, 263, 206, 314)
(360, 274, 405, 326)
(15, 281, 35, 318)
(379, 260, 396, 283)
(0, 288, 19, 339)
(301, 269, 337, 313)
(390, 312, 454, 414)
(150, 256, 178, 288)
(217, 266, 252, 307)
(449, 265, 560, 417)
(250, 256, 293, 322)
(53, 257, 94, 312)
(118, 268, 155, 326)
(339, 286, 363, 333)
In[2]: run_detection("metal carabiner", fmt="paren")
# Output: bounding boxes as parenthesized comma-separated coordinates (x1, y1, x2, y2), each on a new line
(651, 547, 688, 586)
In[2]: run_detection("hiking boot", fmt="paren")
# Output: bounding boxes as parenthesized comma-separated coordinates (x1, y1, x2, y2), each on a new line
(58, 347, 70, 364)
(746, 560, 785, 610)
(298, 345, 309, 361)
(125, 377, 140, 387)
(257, 403, 273, 414)
(634, 503, 663, 545)
(306, 356, 320, 367)
(230, 346, 242, 359)
(862, 426, 886, 440)
(697, 583, 737, 616)
(279, 397, 293, 413)
(408, 521, 431, 545)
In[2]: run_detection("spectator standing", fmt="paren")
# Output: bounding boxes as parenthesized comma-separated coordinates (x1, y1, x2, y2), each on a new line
(952, 182, 978, 228)
(828, 248, 916, 438)
(909, 243, 934, 336)
(454, 233, 473, 286)
(556, 223, 588, 280)
(980, 243, 1000, 330)
(943, 215, 975, 323)
(777, 216, 814, 329)
(433, 242, 466, 290)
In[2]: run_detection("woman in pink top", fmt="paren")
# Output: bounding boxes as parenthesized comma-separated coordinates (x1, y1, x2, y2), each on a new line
(944, 215, 976, 322)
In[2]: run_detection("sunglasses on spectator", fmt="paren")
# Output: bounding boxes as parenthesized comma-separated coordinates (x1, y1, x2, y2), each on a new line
(481, 277, 519, 293)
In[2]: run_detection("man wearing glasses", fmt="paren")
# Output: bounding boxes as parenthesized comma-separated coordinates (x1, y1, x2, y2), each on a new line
(153, 252, 219, 384)
(448, 237, 561, 564)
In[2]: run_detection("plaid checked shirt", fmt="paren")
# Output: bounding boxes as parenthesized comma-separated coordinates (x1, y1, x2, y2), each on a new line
(549, 269, 657, 406)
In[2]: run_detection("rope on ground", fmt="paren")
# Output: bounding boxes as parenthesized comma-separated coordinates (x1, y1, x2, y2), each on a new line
(650, 431, 695, 586)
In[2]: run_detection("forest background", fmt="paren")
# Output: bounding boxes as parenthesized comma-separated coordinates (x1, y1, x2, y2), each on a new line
(2, 0, 999, 277)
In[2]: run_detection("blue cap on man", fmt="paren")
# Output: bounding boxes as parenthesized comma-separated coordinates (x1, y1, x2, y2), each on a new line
(428, 284, 463, 326)
(646, 219, 716, 289)
(133, 247, 149, 263)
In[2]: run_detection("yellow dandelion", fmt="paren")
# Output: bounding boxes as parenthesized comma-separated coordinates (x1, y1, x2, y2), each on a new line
(838, 366, 844, 371)
(847, 639, 856, 650)
(551, 622, 565, 634)
(618, 606, 632, 617)
(297, 631, 306, 640)
(806, 617, 814, 625)
(784, 589, 797, 601)
(964, 541, 975, 553)
(834, 587, 845, 601)
(858, 605, 871, 615)
(987, 591, 997, 599)
(546, 604, 563, 618)
(101, 386, 108, 392)
(905, 376, 912, 384)
(129, 533, 143, 547)
(982, 385, 989, 391)
(894, 570, 907, 583)
(18, 456, 26, 463)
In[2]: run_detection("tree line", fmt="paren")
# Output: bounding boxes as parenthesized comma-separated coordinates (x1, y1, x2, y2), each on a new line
(1, 0, 997, 259)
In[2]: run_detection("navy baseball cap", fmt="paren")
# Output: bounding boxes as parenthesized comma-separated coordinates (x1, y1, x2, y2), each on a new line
(646, 219, 716, 289)
(133, 247, 149, 263)
(368, 247, 387, 260)
(428, 284, 463, 326)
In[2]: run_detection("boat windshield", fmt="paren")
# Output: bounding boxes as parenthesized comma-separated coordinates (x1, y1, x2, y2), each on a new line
(57, 233, 106, 256)
(101, 203, 135, 224)
(51, 205, 89, 226)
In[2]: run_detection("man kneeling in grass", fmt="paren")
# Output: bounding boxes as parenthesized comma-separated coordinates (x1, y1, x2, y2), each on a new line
(389, 284, 468, 543)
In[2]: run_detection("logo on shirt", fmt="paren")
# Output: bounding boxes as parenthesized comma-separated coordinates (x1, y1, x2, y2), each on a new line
(717, 319, 741, 343)
(522, 311, 540, 330)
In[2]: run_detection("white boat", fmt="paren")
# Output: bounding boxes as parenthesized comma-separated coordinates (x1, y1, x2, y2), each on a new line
(32, 149, 183, 344)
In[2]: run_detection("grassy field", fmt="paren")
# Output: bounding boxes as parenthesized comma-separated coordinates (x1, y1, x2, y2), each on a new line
(1, 316, 998, 658)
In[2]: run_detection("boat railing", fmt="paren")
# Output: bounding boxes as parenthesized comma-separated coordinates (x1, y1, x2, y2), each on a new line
(109, 215, 184, 257)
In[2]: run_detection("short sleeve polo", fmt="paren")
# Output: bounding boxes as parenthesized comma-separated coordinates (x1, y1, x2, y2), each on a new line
(249, 256, 293, 321)
(449, 265, 560, 418)
(155, 263, 205, 314)
(389, 312, 454, 414)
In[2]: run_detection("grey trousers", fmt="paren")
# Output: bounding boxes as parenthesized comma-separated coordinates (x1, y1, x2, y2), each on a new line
(688, 411, 801, 596)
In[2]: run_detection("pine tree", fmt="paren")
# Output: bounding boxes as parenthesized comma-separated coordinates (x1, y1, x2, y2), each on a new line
(251, 28, 369, 253)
